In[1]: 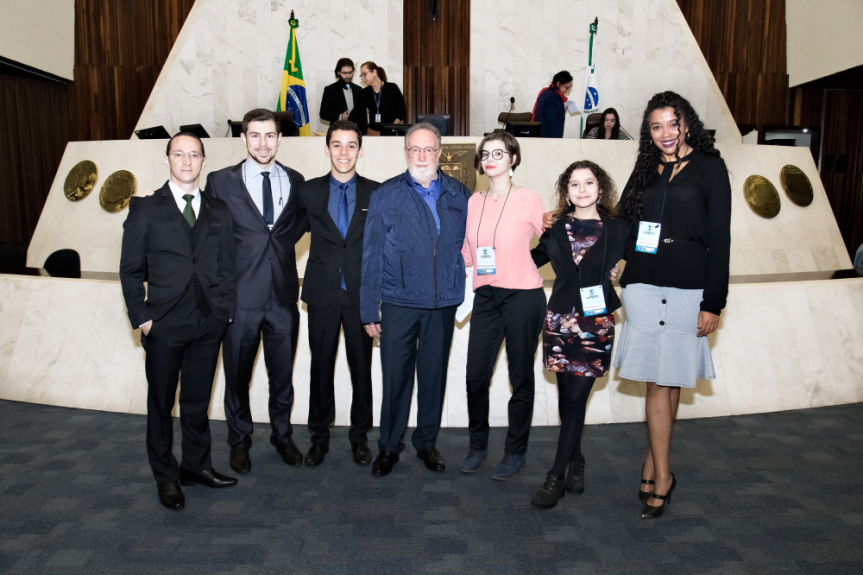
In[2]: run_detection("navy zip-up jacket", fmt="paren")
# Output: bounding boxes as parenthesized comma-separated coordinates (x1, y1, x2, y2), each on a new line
(360, 169, 470, 324)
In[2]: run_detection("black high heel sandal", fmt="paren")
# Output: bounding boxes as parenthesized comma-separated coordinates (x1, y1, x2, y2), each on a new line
(639, 464, 655, 503)
(641, 473, 676, 519)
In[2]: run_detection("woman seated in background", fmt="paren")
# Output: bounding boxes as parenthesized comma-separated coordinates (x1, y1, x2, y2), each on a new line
(359, 61, 406, 135)
(585, 108, 632, 140)
(529, 161, 628, 510)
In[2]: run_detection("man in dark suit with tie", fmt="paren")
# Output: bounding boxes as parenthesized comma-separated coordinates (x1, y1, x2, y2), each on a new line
(203, 108, 306, 473)
(319, 58, 368, 134)
(295, 120, 380, 467)
(120, 132, 238, 510)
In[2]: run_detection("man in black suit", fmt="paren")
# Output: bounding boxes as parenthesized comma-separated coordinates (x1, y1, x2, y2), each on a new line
(120, 132, 238, 511)
(295, 120, 379, 467)
(203, 108, 306, 473)
(319, 58, 368, 134)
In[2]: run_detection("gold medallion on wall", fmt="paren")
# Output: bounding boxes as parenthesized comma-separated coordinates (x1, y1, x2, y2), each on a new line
(779, 165, 814, 207)
(743, 175, 781, 218)
(440, 144, 477, 192)
(63, 160, 98, 202)
(99, 170, 138, 213)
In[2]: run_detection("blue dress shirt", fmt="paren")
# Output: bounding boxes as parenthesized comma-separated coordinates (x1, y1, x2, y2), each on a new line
(407, 171, 441, 234)
(328, 174, 356, 290)
(242, 158, 291, 228)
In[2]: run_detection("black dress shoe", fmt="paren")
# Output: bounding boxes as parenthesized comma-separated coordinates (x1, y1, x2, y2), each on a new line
(276, 440, 303, 466)
(351, 440, 372, 465)
(305, 443, 329, 467)
(230, 446, 251, 474)
(179, 467, 238, 488)
(157, 481, 185, 510)
(417, 447, 446, 472)
(371, 451, 400, 476)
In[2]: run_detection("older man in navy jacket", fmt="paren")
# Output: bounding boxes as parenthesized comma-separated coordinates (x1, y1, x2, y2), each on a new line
(360, 123, 470, 476)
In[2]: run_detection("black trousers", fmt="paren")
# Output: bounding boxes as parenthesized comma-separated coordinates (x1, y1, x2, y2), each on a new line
(143, 308, 226, 484)
(466, 286, 546, 455)
(378, 303, 456, 454)
(307, 289, 374, 445)
(222, 289, 300, 450)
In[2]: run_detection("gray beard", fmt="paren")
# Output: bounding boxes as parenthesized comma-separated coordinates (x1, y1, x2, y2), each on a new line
(408, 164, 438, 184)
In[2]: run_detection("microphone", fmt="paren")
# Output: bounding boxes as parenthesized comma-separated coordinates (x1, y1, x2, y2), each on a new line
(503, 97, 515, 131)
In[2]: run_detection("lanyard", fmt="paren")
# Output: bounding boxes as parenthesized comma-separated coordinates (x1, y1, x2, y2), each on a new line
(373, 83, 383, 112)
(654, 148, 693, 223)
(475, 183, 512, 251)
(575, 219, 608, 291)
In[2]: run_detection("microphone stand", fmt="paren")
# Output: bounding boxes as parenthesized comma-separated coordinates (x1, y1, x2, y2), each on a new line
(502, 97, 515, 131)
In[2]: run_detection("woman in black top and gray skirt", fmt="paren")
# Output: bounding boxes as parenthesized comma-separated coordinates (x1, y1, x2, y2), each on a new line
(529, 161, 629, 509)
(615, 91, 731, 519)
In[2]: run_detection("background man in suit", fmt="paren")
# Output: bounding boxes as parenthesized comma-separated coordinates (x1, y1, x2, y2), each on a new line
(319, 58, 368, 135)
(120, 132, 238, 510)
(295, 120, 379, 467)
(360, 123, 471, 477)
(203, 108, 306, 474)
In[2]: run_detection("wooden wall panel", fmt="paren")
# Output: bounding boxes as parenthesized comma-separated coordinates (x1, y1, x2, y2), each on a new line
(403, 0, 470, 136)
(677, 0, 788, 128)
(68, 0, 195, 141)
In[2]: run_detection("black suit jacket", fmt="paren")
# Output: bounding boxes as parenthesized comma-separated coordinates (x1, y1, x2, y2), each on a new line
(119, 183, 237, 327)
(531, 215, 629, 315)
(204, 160, 305, 309)
(295, 174, 379, 309)
(320, 81, 368, 134)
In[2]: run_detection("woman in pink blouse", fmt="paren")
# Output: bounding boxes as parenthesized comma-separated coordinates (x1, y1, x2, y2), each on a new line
(459, 132, 547, 480)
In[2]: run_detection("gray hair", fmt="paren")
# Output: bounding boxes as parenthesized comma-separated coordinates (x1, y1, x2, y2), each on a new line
(404, 122, 441, 149)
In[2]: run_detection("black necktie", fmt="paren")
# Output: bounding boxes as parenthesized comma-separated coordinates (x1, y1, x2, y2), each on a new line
(262, 172, 274, 226)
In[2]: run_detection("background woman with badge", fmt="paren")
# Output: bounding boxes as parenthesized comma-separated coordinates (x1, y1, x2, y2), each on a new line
(359, 61, 406, 135)
(528, 161, 628, 509)
(615, 91, 731, 519)
(459, 132, 547, 480)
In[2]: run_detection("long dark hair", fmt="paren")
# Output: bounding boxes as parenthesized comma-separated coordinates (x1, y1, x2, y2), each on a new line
(554, 160, 618, 219)
(601, 107, 621, 140)
(624, 91, 719, 220)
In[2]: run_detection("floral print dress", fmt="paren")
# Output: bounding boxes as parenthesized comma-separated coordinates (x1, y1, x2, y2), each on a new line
(542, 217, 615, 377)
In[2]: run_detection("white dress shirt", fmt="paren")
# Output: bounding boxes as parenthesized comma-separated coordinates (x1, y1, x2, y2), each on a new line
(242, 158, 291, 229)
(168, 181, 201, 217)
(343, 85, 354, 111)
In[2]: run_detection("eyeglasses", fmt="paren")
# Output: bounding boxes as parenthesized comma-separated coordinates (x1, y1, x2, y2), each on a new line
(170, 151, 202, 160)
(480, 150, 511, 161)
(406, 147, 440, 156)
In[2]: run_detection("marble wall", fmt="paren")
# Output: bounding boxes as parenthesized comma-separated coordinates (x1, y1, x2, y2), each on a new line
(135, 0, 404, 138)
(135, 0, 740, 143)
(469, 0, 741, 142)
(27, 138, 852, 276)
(1, 274, 861, 427)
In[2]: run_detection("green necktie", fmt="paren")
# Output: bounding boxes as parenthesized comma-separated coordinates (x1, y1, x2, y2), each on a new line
(182, 194, 196, 227)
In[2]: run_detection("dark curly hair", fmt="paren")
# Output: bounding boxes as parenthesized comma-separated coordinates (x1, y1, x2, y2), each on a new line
(554, 160, 618, 219)
(623, 91, 720, 220)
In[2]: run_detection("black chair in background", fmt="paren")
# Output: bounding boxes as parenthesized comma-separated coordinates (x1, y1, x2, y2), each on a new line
(497, 111, 531, 132)
(417, 114, 450, 136)
(272, 111, 299, 137)
(581, 113, 603, 138)
(43, 249, 81, 279)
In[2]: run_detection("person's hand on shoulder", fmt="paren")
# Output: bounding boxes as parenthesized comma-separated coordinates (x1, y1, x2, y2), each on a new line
(541, 210, 557, 231)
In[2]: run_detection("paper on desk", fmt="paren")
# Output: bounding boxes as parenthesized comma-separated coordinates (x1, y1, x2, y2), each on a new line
(564, 100, 580, 114)
(455, 270, 474, 322)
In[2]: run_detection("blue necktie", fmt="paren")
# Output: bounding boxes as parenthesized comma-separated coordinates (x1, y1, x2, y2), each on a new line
(338, 183, 349, 290)
(262, 172, 274, 226)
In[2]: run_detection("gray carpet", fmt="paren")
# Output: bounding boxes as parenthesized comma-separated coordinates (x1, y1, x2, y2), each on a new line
(1, 399, 862, 574)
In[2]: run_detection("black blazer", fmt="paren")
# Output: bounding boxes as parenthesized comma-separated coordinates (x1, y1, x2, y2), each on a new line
(119, 183, 237, 327)
(531, 215, 629, 315)
(295, 174, 380, 309)
(361, 82, 407, 132)
(204, 160, 305, 309)
(319, 81, 368, 134)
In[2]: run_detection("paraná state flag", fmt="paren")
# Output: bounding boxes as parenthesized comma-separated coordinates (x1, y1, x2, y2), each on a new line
(276, 12, 310, 137)
(580, 18, 600, 138)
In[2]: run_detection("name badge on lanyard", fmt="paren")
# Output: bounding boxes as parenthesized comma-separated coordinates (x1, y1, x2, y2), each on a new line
(635, 221, 661, 254)
(580, 285, 607, 317)
(476, 247, 496, 275)
(375, 113, 382, 123)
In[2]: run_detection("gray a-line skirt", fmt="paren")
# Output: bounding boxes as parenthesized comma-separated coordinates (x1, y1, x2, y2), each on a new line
(613, 283, 715, 388)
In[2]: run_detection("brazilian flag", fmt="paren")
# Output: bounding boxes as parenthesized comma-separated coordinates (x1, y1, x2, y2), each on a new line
(276, 12, 310, 136)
